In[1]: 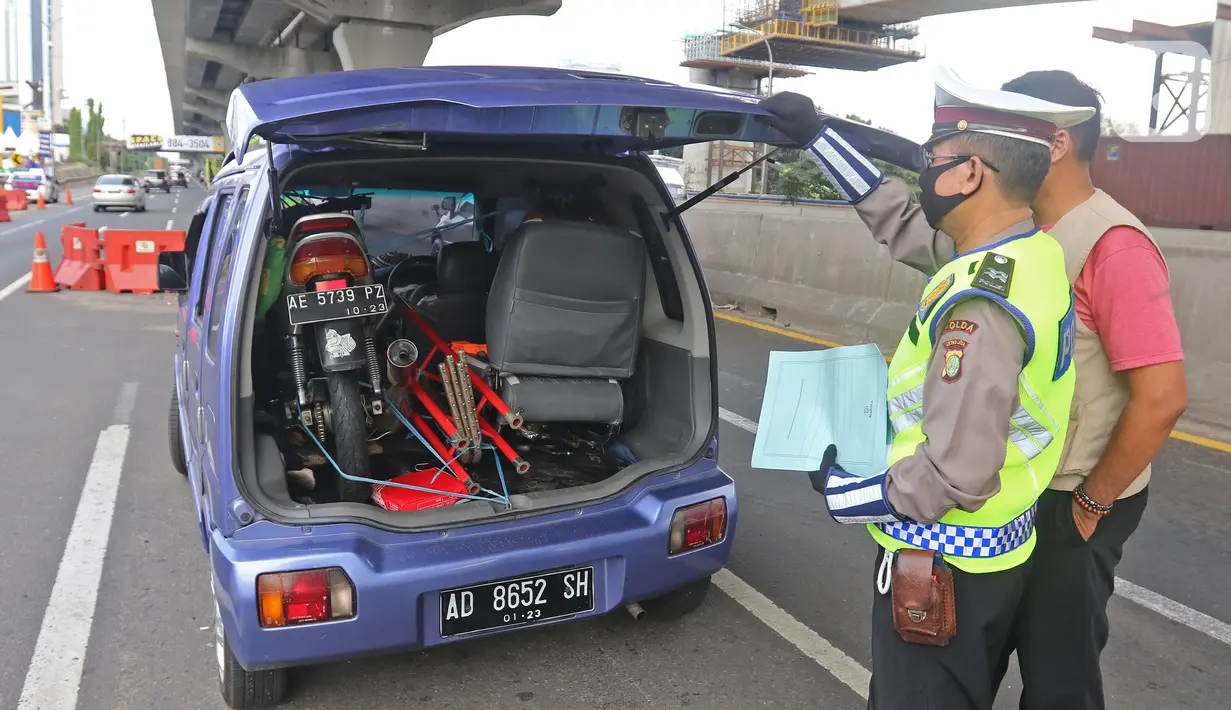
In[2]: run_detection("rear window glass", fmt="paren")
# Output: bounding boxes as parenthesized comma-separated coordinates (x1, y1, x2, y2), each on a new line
(97, 176, 127, 185)
(284, 189, 478, 254)
(147, 170, 165, 177)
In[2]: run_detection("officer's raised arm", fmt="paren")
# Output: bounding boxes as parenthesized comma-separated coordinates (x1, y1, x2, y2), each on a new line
(759, 93, 956, 275)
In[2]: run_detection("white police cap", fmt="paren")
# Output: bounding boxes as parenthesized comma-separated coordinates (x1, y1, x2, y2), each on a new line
(931, 66, 1097, 147)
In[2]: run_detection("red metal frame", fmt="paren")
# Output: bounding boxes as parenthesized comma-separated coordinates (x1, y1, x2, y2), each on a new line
(402, 306, 523, 428)
(478, 417, 530, 475)
(405, 409, 480, 495)
(407, 379, 467, 448)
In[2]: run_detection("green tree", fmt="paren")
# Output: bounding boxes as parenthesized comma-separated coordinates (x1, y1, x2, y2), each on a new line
(67, 107, 83, 162)
(83, 99, 107, 168)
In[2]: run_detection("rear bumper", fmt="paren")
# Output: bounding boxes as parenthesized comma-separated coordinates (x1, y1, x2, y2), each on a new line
(94, 195, 141, 207)
(212, 463, 736, 670)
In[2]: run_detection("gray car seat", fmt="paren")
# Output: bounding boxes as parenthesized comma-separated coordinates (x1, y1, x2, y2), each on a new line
(413, 242, 494, 344)
(486, 219, 647, 424)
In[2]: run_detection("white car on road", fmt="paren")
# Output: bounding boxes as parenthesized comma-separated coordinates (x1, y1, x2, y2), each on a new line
(92, 174, 147, 212)
(6, 170, 60, 204)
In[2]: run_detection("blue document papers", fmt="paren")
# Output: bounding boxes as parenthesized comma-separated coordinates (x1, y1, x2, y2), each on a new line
(750, 344, 889, 477)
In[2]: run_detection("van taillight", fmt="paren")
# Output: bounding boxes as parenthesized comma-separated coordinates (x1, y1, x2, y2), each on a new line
(258, 567, 355, 627)
(288, 237, 369, 286)
(668, 497, 727, 555)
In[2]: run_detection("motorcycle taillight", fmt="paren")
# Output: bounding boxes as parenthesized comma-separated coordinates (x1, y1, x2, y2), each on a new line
(288, 236, 369, 286)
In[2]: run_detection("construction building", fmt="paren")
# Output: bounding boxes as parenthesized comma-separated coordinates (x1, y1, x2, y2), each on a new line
(679, 0, 1089, 193)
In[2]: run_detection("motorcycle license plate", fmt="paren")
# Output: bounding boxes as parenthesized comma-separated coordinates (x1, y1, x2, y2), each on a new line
(439, 567, 594, 638)
(286, 284, 388, 326)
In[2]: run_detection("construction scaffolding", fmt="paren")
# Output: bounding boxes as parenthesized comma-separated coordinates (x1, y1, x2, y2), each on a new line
(720, 0, 923, 71)
(681, 32, 811, 80)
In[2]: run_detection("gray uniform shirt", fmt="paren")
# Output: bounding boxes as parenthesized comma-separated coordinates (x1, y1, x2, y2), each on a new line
(855, 180, 1029, 524)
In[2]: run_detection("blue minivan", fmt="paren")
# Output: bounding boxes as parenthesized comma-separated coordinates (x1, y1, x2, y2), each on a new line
(161, 66, 799, 708)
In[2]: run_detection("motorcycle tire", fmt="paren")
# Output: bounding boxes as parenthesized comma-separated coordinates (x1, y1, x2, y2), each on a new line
(327, 370, 372, 503)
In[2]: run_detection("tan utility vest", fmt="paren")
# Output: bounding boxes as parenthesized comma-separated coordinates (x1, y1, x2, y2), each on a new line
(1045, 189, 1166, 499)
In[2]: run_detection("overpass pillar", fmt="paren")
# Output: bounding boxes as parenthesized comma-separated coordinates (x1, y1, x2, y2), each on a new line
(1211, 3, 1231, 134)
(332, 21, 433, 71)
(682, 67, 761, 194)
(286, 0, 561, 70)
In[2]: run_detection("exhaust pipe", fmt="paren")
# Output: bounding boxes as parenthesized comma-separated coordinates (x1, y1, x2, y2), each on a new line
(386, 339, 418, 385)
(625, 602, 646, 621)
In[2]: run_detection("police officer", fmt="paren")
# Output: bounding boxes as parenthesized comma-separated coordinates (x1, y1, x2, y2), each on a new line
(760, 67, 1091, 709)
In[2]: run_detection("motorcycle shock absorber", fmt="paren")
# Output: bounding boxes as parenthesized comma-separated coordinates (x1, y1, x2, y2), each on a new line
(364, 336, 383, 397)
(289, 331, 309, 407)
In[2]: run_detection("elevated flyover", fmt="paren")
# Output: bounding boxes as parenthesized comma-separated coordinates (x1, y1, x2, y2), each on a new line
(154, 0, 562, 135)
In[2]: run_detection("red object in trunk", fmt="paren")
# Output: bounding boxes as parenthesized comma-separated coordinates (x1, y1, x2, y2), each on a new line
(371, 468, 467, 511)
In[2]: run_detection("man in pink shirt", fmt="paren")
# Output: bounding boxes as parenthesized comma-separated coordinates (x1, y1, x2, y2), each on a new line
(994, 71, 1188, 710)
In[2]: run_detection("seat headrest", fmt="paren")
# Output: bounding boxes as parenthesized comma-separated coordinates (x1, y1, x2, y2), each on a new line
(437, 242, 492, 295)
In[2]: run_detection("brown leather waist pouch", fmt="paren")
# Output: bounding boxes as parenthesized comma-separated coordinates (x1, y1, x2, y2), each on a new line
(891, 549, 956, 646)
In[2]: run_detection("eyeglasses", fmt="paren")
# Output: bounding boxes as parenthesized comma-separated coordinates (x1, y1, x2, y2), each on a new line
(921, 150, 1001, 173)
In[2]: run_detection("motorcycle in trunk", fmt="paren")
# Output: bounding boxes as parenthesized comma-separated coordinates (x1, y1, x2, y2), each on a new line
(282, 213, 390, 502)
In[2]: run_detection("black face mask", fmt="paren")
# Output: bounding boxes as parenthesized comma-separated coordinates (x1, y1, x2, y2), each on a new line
(918, 159, 979, 230)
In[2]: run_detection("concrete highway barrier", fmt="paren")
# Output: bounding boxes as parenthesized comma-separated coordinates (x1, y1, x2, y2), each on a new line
(686, 195, 1231, 438)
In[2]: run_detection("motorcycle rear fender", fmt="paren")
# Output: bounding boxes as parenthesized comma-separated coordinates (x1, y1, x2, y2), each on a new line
(314, 318, 369, 372)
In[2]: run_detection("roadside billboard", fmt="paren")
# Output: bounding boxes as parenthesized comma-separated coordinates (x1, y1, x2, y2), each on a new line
(127, 134, 225, 152)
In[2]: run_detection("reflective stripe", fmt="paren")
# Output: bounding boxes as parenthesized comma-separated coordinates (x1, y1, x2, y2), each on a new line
(1018, 374, 1059, 432)
(876, 505, 1037, 558)
(888, 384, 924, 417)
(890, 362, 928, 389)
(1008, 405, 1053, 460)
(888, 384, 925, 435)
(891, 406, 923, 435)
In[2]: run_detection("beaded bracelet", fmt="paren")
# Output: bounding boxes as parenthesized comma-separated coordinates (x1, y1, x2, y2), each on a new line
(1074, 484, 1114, 517)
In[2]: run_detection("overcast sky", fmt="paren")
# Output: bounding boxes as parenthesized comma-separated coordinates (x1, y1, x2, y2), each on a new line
(61, 0, 1217, 142)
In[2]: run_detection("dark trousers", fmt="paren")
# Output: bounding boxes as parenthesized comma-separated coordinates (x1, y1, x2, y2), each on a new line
(868, 548, 1031, 710)
(993, 487, 1149, 710)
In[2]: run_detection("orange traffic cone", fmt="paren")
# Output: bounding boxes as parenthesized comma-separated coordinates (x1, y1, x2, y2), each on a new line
(28, 231, 59, 293)
(64, 188, 73, 206)
(36, 191, 46, 209)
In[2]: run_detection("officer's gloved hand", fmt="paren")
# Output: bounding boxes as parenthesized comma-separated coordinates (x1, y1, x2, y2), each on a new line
(758, 92, 884, 204)
(810, 444, 902, 525)
(759, 92, 826, 146)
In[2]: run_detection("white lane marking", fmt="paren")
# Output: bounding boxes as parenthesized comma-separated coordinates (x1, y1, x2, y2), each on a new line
(1115, 578, 1231, 645)
(719, 407, 758, 434)
(717, 404, 1231, 647)
(0, 273, 32, 303)
(118, 210, 129, 219)
(0, 218, 47, 237)
(165, 219, 174, 230)
(171, 207, 177, 214)
(18, 384, 136, 710)
(0, 203, 96, 237)
(715, 570, 870, 698)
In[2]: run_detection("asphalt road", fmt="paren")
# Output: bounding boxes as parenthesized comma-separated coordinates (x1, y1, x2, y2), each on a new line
(0, 186, 1227, 709)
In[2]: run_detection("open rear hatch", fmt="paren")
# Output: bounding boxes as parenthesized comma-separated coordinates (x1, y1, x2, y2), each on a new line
(227, 67, 919, 534)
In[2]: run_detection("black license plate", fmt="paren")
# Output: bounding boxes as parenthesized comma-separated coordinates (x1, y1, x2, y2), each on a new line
(439, 567, 595, 638)
(286, 284, 388, 326)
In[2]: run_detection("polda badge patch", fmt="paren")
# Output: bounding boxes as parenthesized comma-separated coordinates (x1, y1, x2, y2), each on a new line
(942, 338, 968, 383)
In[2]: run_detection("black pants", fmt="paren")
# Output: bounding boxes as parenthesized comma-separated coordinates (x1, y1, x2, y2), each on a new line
(869, 548, 1031, 710)
(993, 487, 1149, 710)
